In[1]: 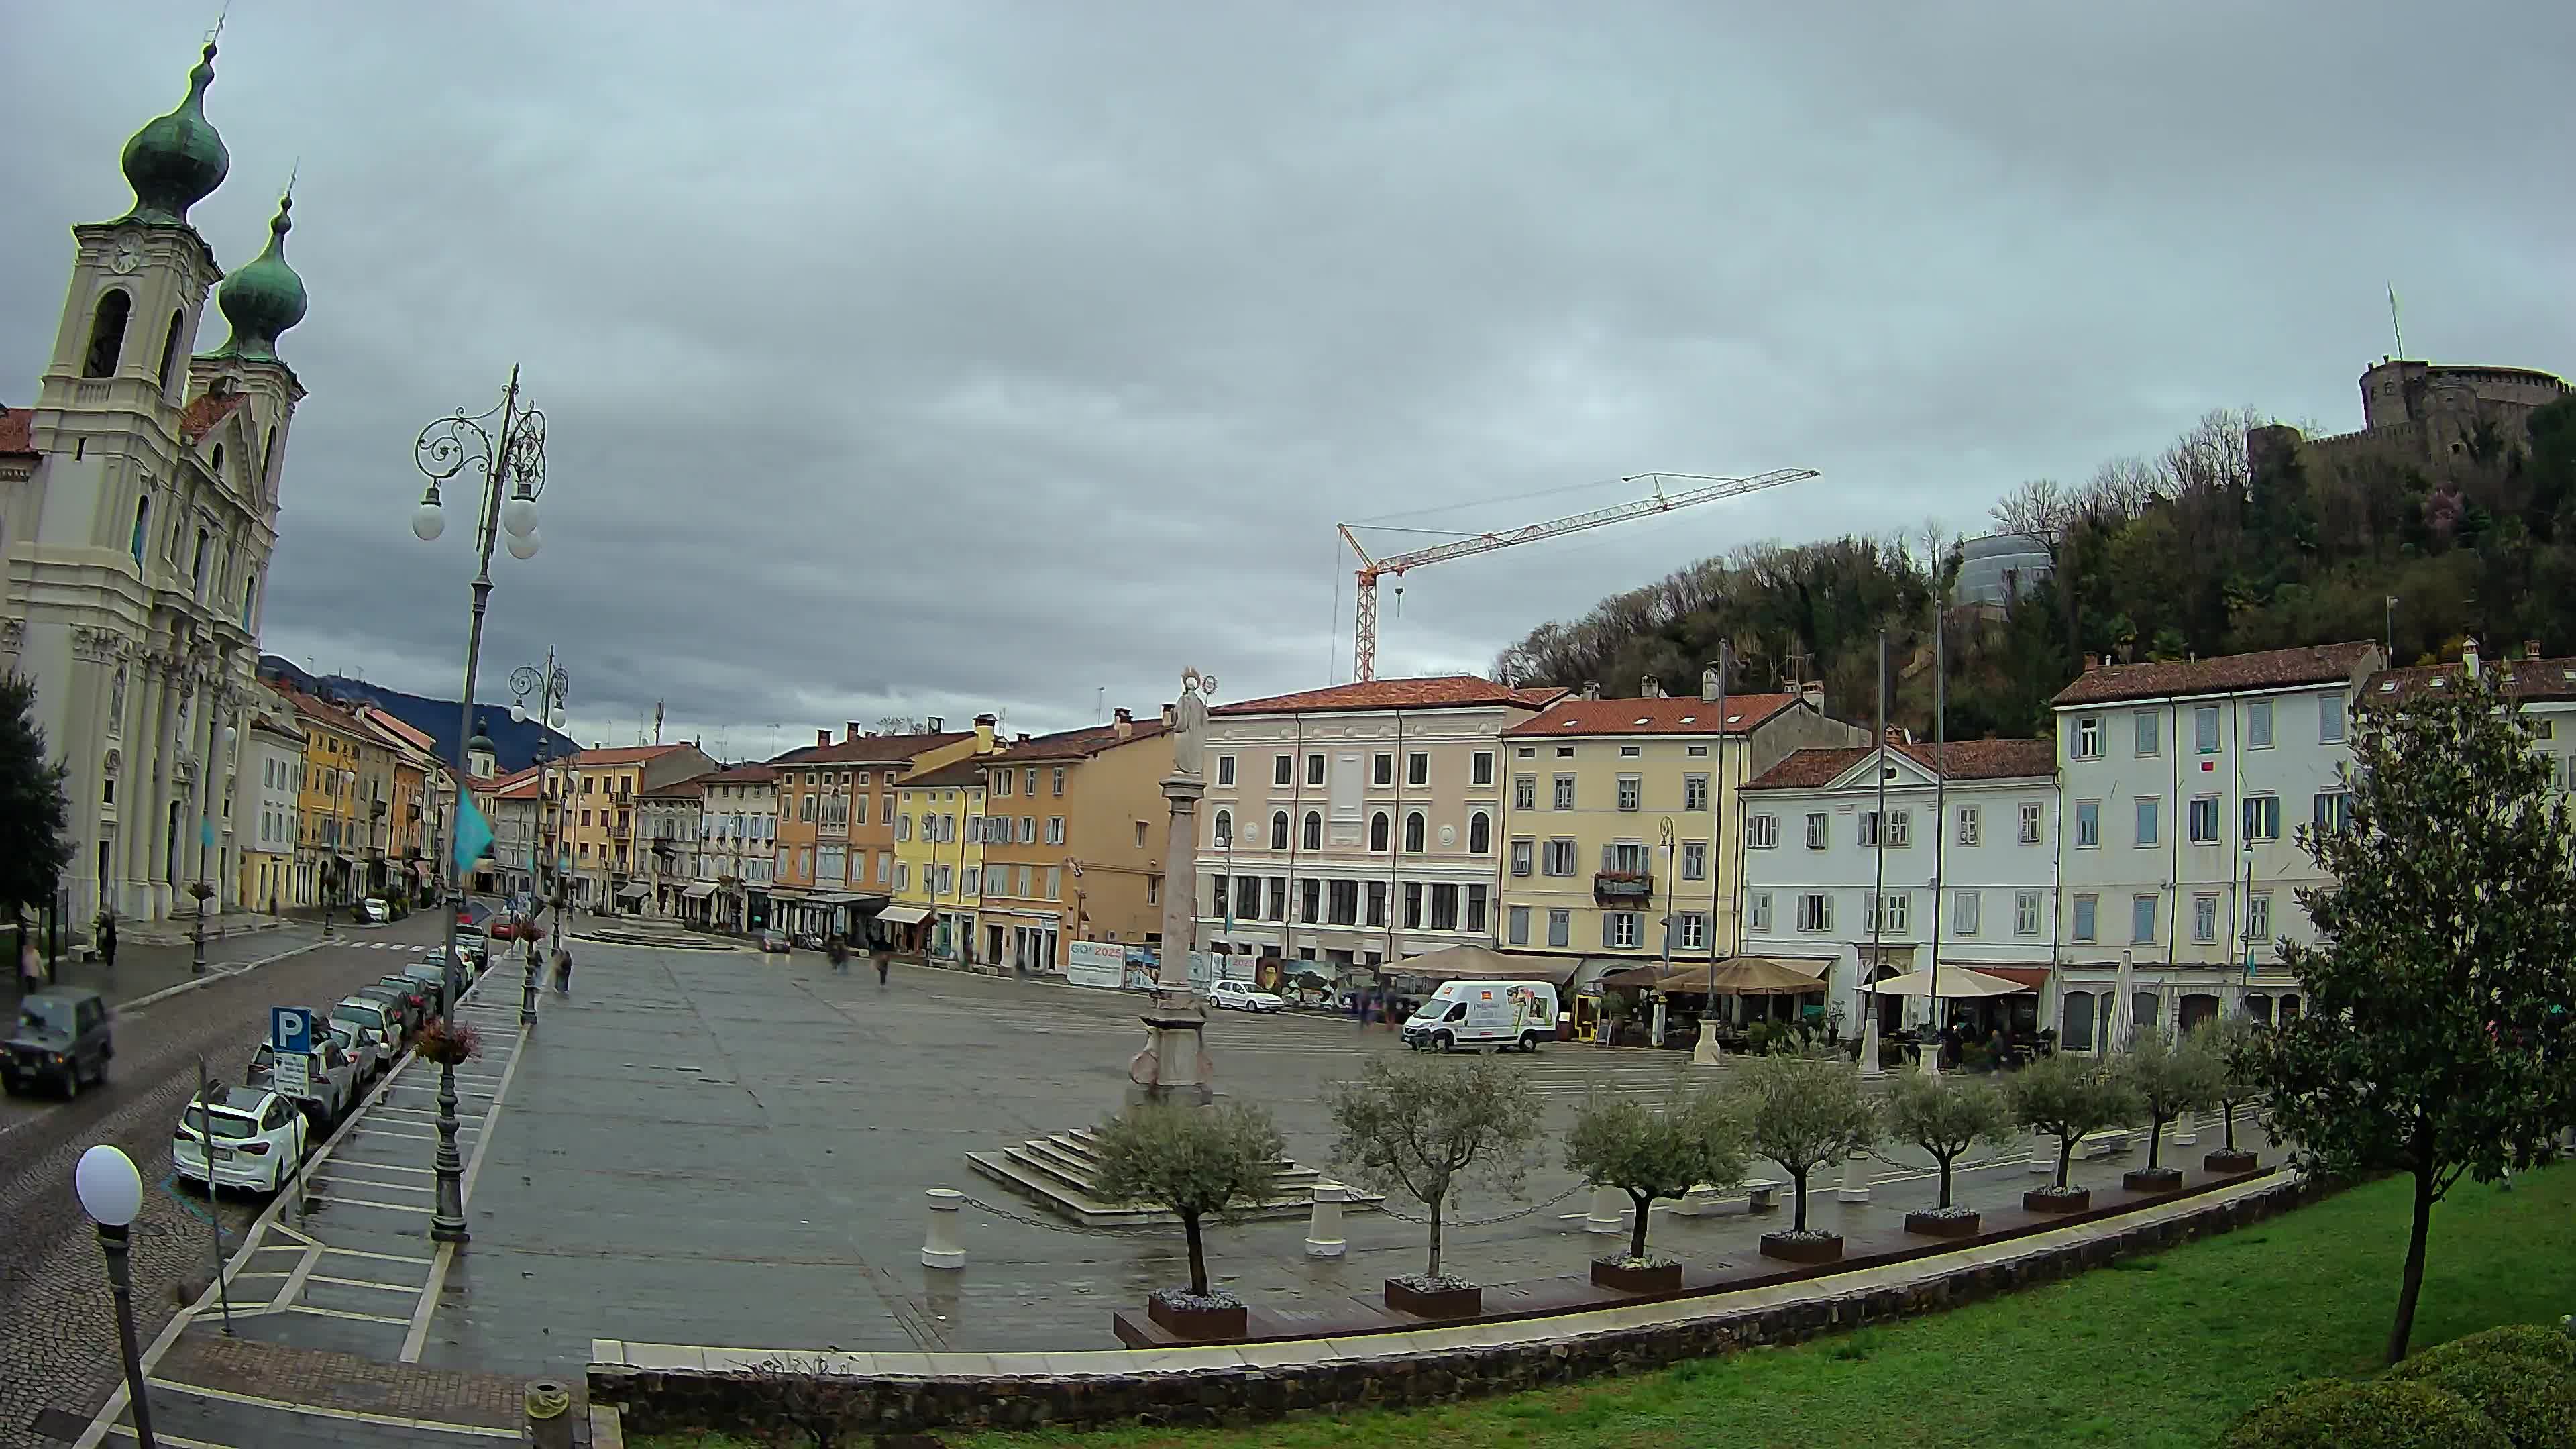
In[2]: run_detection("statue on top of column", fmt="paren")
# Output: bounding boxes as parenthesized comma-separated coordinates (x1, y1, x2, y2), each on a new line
(1171, 667, 1216, 779)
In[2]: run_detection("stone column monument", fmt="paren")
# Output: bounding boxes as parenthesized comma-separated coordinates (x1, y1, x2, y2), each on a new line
(1127, 667, 1216, 1106)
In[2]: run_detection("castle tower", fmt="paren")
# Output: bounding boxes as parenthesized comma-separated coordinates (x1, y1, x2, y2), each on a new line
(1, 40, 311, 926)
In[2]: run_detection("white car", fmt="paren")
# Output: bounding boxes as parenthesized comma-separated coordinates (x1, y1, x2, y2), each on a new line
(1208, 980, 1286, 1013)
(174, 1085, 310, 1195)
(326, 1020, 384, 1082)
(329, 998, 399, 1065)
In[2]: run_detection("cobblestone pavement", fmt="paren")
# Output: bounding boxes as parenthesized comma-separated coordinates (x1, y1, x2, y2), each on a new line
(89, 1336, 537, 1447)
(0, 912, 454, 1449)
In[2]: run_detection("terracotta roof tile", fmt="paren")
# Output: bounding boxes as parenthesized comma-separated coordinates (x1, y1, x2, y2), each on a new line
(0, 405, 34, 458)
(769, 731, 971, 767)
(265, 679, 364, 735)
(1214, 675, 1555, 716)
(987, 718, 1171, 762)
(2366, 656, 2576, 704)
(1503, 694, 1801, 738)
(178, 391, 247, 444)
(640, 777, 709, 798)
(2051, 642, 2379, 706)
(1745, 738, 2056, 791)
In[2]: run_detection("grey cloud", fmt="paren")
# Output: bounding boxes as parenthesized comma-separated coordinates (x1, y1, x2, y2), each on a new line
(5, 0, 2571, 756)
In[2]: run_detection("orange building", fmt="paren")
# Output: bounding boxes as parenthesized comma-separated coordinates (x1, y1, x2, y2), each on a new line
(558, 743, 716, 910)
(765, 720, 989, 940)
(974, 708, 1171, 973)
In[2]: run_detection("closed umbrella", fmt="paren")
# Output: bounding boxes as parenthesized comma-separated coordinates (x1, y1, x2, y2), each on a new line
(2110, 950, 2136, 1053)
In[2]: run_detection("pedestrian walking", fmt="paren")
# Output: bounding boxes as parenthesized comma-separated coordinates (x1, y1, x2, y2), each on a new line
(551, 945, 574, 996)
(873, 945, 892, 987)
(828, 938, 849, 974)
(18, 936, 43, 998)
(96, 912, 117, 969)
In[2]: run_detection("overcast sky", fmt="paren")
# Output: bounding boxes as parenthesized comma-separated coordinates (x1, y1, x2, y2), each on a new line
(7, 3, 2570, 757)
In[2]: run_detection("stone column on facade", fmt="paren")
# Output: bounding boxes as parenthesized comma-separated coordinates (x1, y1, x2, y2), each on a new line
(126, 657, 168, 917)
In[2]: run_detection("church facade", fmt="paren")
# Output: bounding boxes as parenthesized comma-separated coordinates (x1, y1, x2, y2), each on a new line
(0, 39, 311, 925)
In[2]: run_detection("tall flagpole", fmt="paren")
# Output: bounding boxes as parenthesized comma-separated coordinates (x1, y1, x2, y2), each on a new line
(1926, 598, 1946, 1072)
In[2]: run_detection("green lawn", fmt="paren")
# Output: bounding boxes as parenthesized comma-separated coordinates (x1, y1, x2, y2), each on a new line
(637, 1164, 2574, 1449)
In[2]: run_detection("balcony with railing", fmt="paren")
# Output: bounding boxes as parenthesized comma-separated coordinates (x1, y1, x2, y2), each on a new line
(1593, 871, 1654, 904)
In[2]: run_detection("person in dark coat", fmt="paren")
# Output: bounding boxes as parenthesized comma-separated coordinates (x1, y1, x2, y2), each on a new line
(96, 914, 117, 969)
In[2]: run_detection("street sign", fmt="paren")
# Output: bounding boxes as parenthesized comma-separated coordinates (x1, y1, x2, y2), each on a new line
(270, 1007, 313, 1055)
(270, 1050, 311, 1101)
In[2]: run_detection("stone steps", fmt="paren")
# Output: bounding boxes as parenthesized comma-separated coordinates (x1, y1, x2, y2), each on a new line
(967, 1125, 1376, 1228)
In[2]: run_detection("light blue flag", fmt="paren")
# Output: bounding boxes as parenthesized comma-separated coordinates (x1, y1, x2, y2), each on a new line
(200, 816, 215, 849)
(454, 794, 495, 874)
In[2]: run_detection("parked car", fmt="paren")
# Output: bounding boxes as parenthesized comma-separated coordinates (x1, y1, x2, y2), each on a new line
(329, 998, 400, 1065)
(490, 916, 545, 943)
(3, 987, 113, 1097)
(356, 897, 391, 925)
(248, 1039, 360, 1123)
(453, 925, 491, 970)
(326, 1018, 384, 1083)
(174, 1085, 309, 1196)
(373, 975, 435, 1026)
(759, 930, 792, 954)
(1208, 980, 1287, 1014)
(402, 958, 456, 993)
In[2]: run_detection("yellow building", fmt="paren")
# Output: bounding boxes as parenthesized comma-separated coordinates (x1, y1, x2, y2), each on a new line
(1495, 684, 1862, 988)
(557, 743, 717, 910)
(975, 709, 1171, 972)
(269, 681, 373, 912)
(888, 714, 1000, 960)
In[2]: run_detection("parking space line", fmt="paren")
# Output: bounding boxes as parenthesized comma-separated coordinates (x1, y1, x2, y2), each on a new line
(281, 1303, 413, 1325)
(142, 1381, 521, 1438)
(108, 1426, 236, 1448)
(321, 1159, 433, 1175)
(321, 1245, 433, 1265)
(309, 1274, 418, 1293)
(314, 1172, 433, 1193)
(311, 1194, 434, 1214)
(400, 1241, 455, 1363)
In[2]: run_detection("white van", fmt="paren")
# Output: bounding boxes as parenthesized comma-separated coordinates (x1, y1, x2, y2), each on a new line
(1401, 981, 1560, 1053)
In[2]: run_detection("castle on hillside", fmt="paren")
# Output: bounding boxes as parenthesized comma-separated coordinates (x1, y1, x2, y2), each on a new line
(2249, 358, 2569, 478)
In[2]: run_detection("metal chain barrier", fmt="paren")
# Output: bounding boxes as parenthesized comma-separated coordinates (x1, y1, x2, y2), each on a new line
(1371, 1181, 1587, 1228)
(951, 1191, 1165, 1238)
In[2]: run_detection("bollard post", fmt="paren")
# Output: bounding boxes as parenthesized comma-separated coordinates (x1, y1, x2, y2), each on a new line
(1303, 1181, 1348, 1258)
(2029, 1127, 2056, 1175)
(921, 1188, 966, 1270)
(524, 1379, 573, 1449)
(1583, 1185, 1625, 1234)
(1835, 1150, 1870, 1203)
(2174, 1109, 2198, 1148)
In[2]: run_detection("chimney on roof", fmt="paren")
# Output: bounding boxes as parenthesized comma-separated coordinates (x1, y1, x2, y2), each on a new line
(1114, 708, 1134, 738)
(2526, 639, 2544, 661)
(926, 716, 944, 733)
(1582, 680, 1601, 701)
(1700, 667, 1720, 702)
(1161, 702, 1176, 728)
(973, 714, 997, 750)
(1885, 725, 1907, 745)
(1016, 733, 1030, 745)
(817, 729, 830, 747)
(2083, 653, 2100, 674)
(2463, 637, 2481, 680)
(846, 721, 863, 742)
(1798, 681, 1824, 711)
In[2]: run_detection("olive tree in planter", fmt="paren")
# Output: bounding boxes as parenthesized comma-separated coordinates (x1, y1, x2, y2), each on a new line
(2118, 1028, 2224, 1193)
(1091, 1100, 1285, 1338)
(2192, 1017, 2269, 1173)
(2006, 1051, 2141, 1213)
(1562, 1087, 1744, 1293)
(1884, 1071, 2015, 1238)
(1728, 1046, 1880, 1262)
(1324, 1053, 1543, 1318)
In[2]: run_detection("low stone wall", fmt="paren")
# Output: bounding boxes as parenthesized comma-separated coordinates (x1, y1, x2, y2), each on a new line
(594, 1175, 2328, 1438)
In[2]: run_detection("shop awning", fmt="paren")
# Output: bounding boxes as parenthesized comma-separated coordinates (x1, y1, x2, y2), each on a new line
(809, 892, 866, 906)
(616, 883, 649, 900)
(1384, 944, 1580, 983)
(877, 904, 932, 926)
(680, 883, 718, 900)
(1603, 956, 1827, 995)
(1864, 966, 2026, 998)
(1950, 964, 2050, 991)
(409, 861, 435, 879)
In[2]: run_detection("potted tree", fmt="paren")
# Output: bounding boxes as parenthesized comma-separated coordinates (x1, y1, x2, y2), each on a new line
(2118, 1028, 2222, 1193)
(1091, 1101, 1285, 1339)
(2008, 1051, 2140, 1213)
(1325, 1054, 1543, 1318)
(1728, 1046, 1879, 1262)
(2193, 1017, 2267, 1174)
(1562, 1089, 1743, 1293)
(1884, 1071, 2015, 1237)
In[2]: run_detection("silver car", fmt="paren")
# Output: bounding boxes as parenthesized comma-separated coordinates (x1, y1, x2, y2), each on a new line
(248, 1039, 359, 1122)
(329, 998, 398, 1068)
(327, 1020, 383, 1082)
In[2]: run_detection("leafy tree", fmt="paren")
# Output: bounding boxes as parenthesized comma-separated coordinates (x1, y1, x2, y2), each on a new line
(1882, 1072, 2014, 1210)
(2191, 1016, 2271, 1156)
(2119, 1028, 2225, 1172)
(0, 673, 72, 919)
(1324, 1054, 1543, 1280)
(1091, 1102, 1284, 1299)
(1727, 1047, 1880, 1231)
(2265, 666, 2576, 1364)
(1562, 1087, 1745, 1262)
(2007, 1051, 2141, 1191)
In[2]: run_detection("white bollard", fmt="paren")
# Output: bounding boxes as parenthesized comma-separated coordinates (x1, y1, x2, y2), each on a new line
(1584, 1185, 1626, 1234)
(2175, 1110, 2198, 1148)
(1693, 1031, 1721, 1066)
(1856, 1015, 1884, 1079)
(1835, 1150, 1870, 1203)
(2029, 1128, 2056, 1175)
(1304, 1181, 1349, 1258)
(921, 1188, 966, 1270)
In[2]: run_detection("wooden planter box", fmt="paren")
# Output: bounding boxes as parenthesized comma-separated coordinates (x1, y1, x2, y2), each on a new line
(1383, 1278, 1482, 1318)
(2204, 1149, 2259, 1174)
(2123, 1167, 2184, 1195)
(1590, 1258, 1683, 1293)
(2024, 1187, 2092, 1214)
(1758, 1232, 1845, 1263)
(1902, 1210, 1982, 1239)
(1146, 1295, 1248, 1339)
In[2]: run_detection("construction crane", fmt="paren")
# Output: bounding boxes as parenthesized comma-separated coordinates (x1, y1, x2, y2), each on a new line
(1337, 468, 1819, 682)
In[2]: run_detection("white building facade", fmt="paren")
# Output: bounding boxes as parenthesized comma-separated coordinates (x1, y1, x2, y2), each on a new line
(2050, 642, 2381, 1047)
(1739, 738, 2061, 1037)
(1191, 677, 1560, 973)
(1, 43, 310, 924)
(233, 709, 302, 914)
(639, 777, 705, 918)
(694, 764, 777, 932)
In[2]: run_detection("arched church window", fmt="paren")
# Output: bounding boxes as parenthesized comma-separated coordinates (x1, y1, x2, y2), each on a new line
(83, 290, 131, 378)
(211, 443, 225, 481)
(129, 497, 150, 567)
(192, 528, 211, 585)
(157, 310, 185, 392)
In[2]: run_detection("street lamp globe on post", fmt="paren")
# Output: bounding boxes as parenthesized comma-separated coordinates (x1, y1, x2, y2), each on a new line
(511, 656, 568, 1028)
(75, 1144, 158, 1448)
(411, 368, 550, 1245)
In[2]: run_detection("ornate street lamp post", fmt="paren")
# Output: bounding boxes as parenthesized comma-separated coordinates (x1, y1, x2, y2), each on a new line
(74, 1145, 157, 1448)
(411, 369, 549, 1244)
(511, 654, 567, 1028)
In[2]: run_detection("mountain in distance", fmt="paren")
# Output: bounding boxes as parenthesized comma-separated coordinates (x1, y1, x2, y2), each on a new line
(256, 655, 578, 774)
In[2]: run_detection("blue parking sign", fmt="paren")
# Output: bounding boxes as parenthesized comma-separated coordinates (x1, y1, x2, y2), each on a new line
(271, 1006, 312, 1055)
